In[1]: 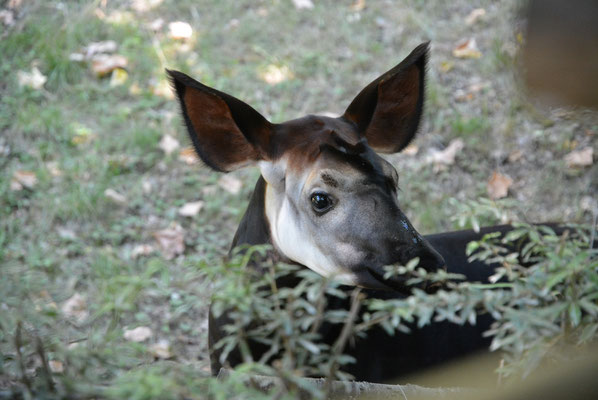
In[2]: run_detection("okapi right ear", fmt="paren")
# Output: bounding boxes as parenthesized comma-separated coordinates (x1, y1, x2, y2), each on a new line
(343, 42, 428, 154)
(167, 70, 273, 172)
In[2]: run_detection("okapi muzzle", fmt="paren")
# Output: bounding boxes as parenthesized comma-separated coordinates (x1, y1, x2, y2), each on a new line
(167, 42, 445, 294)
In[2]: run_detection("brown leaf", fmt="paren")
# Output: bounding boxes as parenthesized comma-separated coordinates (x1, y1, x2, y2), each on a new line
(11, 170, 38, 191)
(168, 21, 193, 39)
(153, 224, 185, 260)
(350, 0, 366, 11)
(91, 54, 128, 77)
(178, 147, 200, 165)
(564, 147, 593, 168)
(61, 293, 88, 323)
(123, 326, 153, 342)
(178, 201, 204, 217)
(487, 171, 513, 200)
(149, 340, 172, 359)
(465, 8, 486, 25)
(453, 38, 482, 59)
(218, 175, 243, 194)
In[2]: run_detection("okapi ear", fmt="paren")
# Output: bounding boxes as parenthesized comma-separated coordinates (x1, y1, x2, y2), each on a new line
(167, 70, 272, 172)
(343, 42, 428, 153)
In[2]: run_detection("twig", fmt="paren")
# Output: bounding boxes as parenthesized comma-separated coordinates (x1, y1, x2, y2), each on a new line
(35, 334, 56, 392)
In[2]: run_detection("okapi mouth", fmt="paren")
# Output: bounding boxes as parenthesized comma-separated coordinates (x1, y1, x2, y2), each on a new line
(366, 266, 445, 295)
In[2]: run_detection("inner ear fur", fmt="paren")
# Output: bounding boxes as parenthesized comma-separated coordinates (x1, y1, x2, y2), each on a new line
(167, 70, 272, 172)
(343, 42, 428, 154)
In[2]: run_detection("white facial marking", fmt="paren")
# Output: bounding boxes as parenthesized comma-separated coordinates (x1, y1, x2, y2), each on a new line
(260, 159, 358, 285)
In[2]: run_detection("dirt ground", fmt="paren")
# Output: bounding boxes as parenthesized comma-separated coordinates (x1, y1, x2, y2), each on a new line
(1, 0, 596, 392)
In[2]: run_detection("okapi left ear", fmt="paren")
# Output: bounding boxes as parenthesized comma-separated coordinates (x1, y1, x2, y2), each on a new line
(167, 69, 273, 172)
(343, 42, 428, 153)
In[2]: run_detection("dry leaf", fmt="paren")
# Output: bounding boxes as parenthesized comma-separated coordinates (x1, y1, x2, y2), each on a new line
(104, 188, 127, 204)
(178, 201, 204, 217)
(351, 0, 366, 11)
(402, 144, 419, 156)
(507, 150, 524, 163)
(149, 340, 172, 359)
(0, 9, 15, 26)
(148, 18, 164, 31)
(259, 64, 293, 85)
(159, 134, 180, 155)
(84, 40, 117, 58)
(131, 244, 155, 259)
(218, 174, 243, 194)
(17, 67, 47, 89)
(110, 68, 128, 86)
(453, 38, 482, 59)
(487, 171, 513, 200)
(168, 21, 193, 39)
(153, 224, 185, 260)
(564, 147, 593, 168)
(61, 293, 88, 322)
(427, 139, 464, 166)
(46, 161, 62, 177)
(179, 147, 199, 165)
(49, 360, 64, 373)
(465, 8, 486, 25)
(11, 170, 38, 191)
(91, 54, 128, 77)
(292, 0, 314, 9)
(123, 326, 153, 342)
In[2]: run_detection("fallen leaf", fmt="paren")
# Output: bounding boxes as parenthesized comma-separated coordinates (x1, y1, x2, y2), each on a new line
(131, 244, 155, 259)
(10, 170, 38, 191)
(487, 171, 513, 200)
(91, 54, 128, 77)
(149, 340, 172, 359)
(440, 61, 454, 73)
(159, 134, 180, 155)
(402, 144, 419, 156)
(507, 150, 524, 163)
(292, 0, 314, 9)
(110, 68, 128, 86)
(218, 174, 243, 194)
(84, 40, 117, 58)
(61, 293, 88, 323)
(453, 38, 482, 59)
(17, 67, 47, 89)
(564, 147, 593, 168)
(49, 360, 64, 373)
(123, 326, 153, 342)
(45, 161, 62, 177)
(350, 0, 366, 11)
(179, 147, 199, 165)
(148, 18, 164, 31)
(168, 21, 193, 39)
(104, 188, 127, 204)
(465, 8, 486, 25)
(178, 200, 204, 217)
(427, 139, 464, 167)
(57, 227, 77, 241)
(131, 0, 163, 12)
(259, 64, 293, 85)
(153, 224, 185, 260)
(0, 9, 15, 26)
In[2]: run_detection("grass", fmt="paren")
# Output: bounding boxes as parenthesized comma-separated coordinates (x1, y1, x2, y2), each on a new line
(0, 0, 596, 398)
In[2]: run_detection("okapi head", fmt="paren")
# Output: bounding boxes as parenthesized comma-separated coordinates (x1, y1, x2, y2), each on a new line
(168, 43, 446, 294)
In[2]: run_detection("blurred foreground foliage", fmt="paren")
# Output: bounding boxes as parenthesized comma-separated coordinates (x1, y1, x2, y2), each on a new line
(1, 201, 596, 399)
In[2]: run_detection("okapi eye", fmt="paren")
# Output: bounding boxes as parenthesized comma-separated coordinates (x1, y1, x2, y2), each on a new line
(311, 192, 332, 213)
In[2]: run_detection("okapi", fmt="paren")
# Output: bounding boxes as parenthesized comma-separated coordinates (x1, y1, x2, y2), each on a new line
(167, 43, 528, 383)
